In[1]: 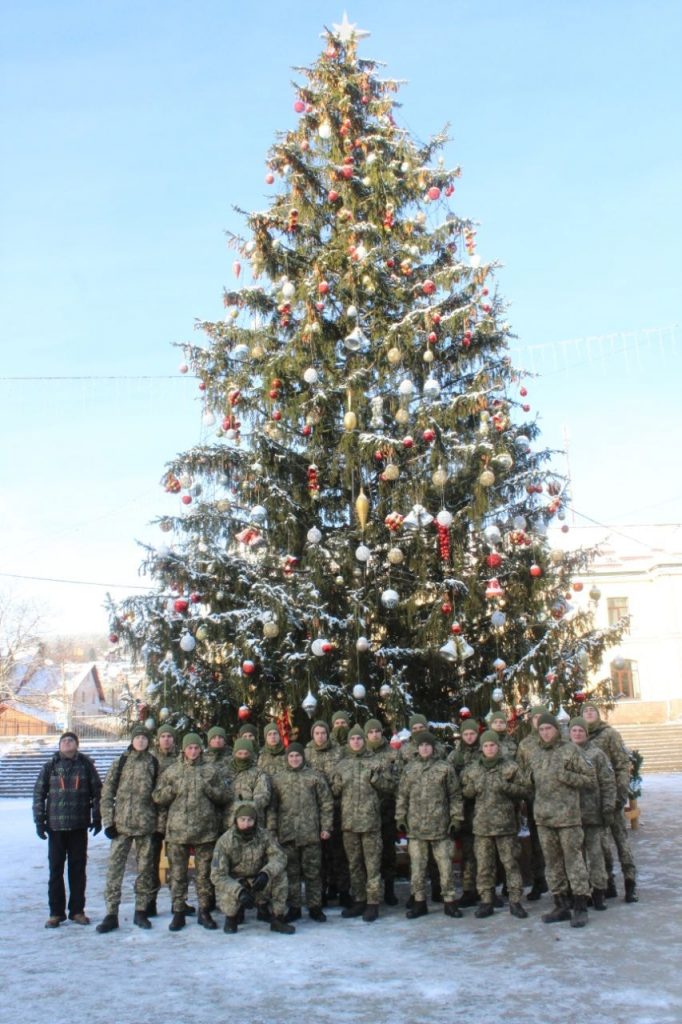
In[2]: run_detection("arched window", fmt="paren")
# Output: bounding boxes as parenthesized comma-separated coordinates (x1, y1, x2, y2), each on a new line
(610, 659, 639, 700)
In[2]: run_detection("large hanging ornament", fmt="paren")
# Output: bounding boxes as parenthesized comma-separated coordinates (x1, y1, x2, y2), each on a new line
(159, 707, 170, 721)
(302, 690, 318, 718)
(355, 490, 370, 530)
(355, 544, 371, 562)
(311, 639, 332, 656)
(403, 504, 433, 530)
(492, 687, 504, 703)
(484, 525, 502, 545)
(242, 660, 256, 675)
(307, 526, 322, 544)
(238, 704, 252, 721)
(436, 509, 453, 528)
(387, 547, 404, 565)
(250, 504, 267, 524)
(352, 683, 367, 700)
(379, 683, 392, 698)
(485, 578, 505, 599)
(344, 326, 368, 352)
(356, 636, 370, 652)
(381, 588, 399, 609)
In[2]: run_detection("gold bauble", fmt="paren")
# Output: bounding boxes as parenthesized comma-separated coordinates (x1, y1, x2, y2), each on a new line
(344, 411, 358, 431)
(395, 408, 409, 425)
(383, 463, 400, 481)
(479, 469, 496, 487)
(355, 489, 370, 530)
(432, 467, 449, 487)
(423, 349, 435, 363)
(387, 347, 402, 365)
(388, 547, 404, 564)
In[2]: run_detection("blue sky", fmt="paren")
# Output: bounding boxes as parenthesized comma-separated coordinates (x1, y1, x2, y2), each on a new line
(1, 1, 681, 634)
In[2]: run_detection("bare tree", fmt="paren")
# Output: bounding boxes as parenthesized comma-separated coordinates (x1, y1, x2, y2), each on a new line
(0, 592, 46, 704)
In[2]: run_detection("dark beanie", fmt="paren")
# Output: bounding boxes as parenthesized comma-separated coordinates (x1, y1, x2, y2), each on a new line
(538, 713, 558, 729)
(207, 726, 227, 742)
(287, 742, 305, 756)
(238, 723, 257, 737)
(348, 724, 365, 740)
(480, 730, 500, 746)
(182, 732, 202, 750)
(364, 718, 383, 735)
(59, 731, 79, 745)
(312, 719, 329, 733)
(490, 711, 507, 724)
(583, 701, 600, 715)
(264, 722, 280, 738)
(530, 704, 548, 718)
(409, 713, 428, 730)
(416, 731, 436, 748)
(233, 738, 254, 756)
(130, 724, 151, 740)
(569, 716, 588, 733)
(331, 710, 350, 725)
(157, 724, 176, 740)
(460, 719, 479, 735)
(233, 801, 257, 820)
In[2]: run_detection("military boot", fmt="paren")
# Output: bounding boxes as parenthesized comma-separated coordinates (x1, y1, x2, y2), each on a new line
(605, 875, 618, 898)
(133, 910, 152, 929)
(405, 900, 428, 919)
(182, 901, 196, 915)
(96, 914, 119, 934)
(223, 916, 238, 933)
(270, 915, 296, 934)
(284, 906, 302, 923)
(256, 904, 272, 922)
(443, 901, 463, 918)
(541, 895, 571, 924)
(168, 911, 186, 932)
(526, 878, 548, 901)
(309, 907, 327, 922)
(592, 889, 607, 911)
(362, 903, 379, 923)
(624, 879, 639, 903)
(145, 899, 158, 918)
(338, 890, 354, 909)
(509, 902, 528, 919)
(474, 902, 494, 919)
(384, 879, 399, 906)
(197, 909, 218, 930)
(571, 895, 589, 928)
(430, 878, 443, 903)
(341, 900, 367, 918)
(458, 890, 478, 908)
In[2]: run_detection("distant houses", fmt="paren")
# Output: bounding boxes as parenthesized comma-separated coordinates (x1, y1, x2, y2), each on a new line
(1, 660, 112, 737)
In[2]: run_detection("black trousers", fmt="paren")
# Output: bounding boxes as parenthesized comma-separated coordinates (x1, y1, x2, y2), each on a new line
(48, 829, 88, 916)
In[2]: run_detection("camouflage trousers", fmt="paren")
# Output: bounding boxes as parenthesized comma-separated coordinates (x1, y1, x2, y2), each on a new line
(215, 870, 288, 918)
(103, 833, 155, 914)
(525, 800, 546, 884)
(380, 797, 397, 883)
(323, 803, 351, 896)
(602, 810, 636, 881)
(460, 831, 476, 892)
(409, 837, 456, 902)
(474, 834, 524, 902)
(537, 824, 590, 897)
(583, 824, 608, 889)
(166, 841, 215, 912)
(281, 841, 323, 909)
(343, 830, 382, 904)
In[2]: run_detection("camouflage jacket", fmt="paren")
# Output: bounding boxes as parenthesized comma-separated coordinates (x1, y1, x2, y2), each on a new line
(223, 762, 271, 827)
(447, 743, 480, 830)
(33, 752, 102, 832)
(331, 751, 392, 832)
(204, 747, 232, 776)
(210, 824, 287, 888)
(396, 756, 464, 840)
(515, 731, 541, 775)
(460, 758, 529, 837)
(526, 738, 596, 828)
(366, 740, 399, 805)
(305, 738, 342, 780)
(496, 733, 518, 759)
(152, 756, 230, 844)
(257, 745, 288, 778)
(575, 741, 618, 825)
(153, 750, 178, 832)
(101, 749, 158, 835)
(269, 764, 334, 845)
(397, 737, 447, 773)
(587, 721, 631, 804)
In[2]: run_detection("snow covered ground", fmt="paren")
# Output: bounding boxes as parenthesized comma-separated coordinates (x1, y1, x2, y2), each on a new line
(4, 775, 681, 1024)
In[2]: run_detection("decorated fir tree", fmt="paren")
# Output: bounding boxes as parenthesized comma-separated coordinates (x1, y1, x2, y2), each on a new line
(109, 19, 626, 740)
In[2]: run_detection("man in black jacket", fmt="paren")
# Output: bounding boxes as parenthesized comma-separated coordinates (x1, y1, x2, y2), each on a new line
(33, 732, 102, 928)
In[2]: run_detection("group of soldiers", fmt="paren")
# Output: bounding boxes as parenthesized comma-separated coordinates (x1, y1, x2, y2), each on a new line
(33, 700, 638, 935)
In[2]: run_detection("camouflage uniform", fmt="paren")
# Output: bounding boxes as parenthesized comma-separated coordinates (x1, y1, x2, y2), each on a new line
(100, 748, 159, 914)
(257, 745, 288, 778)
(526, 736, 594, 898)
(269, 762, 333, 909)
(211, 823, 288, 917)
(150, 747, 177, 898)
(223, 758, 271, 828)
(515, 729, 546, 887)
(153, 755, 230, 912)
(331, 750, 391, 905)
(366, 735, 400, 890)
(396, 754, 464, 903)
(587, 714, 637, 883)
(461, 756, 529, 903)
(574, 739, 617, 890)
(447, 738, 480, 893)
(306, 732, 348, 898)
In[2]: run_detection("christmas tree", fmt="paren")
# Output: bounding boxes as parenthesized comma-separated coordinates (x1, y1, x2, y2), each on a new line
(109, 18, 626, 739)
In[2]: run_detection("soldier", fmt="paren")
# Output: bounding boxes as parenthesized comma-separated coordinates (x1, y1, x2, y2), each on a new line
(96, 725, 159, 933)
(525, 713, 595, 928)
(257, 722, 288, 777)
(147, 724, 185, 918)
(211, 801, 294, 935)
(331, 724, 393, 922)
(236, 722, 260, 754)
(33, 731, 102, 928)
(152, 732, 230, 931)
(568, 716, 617, 910)
(489, 711, 517, 758)
(223, 738, 271, 827)
(397, 714, 446, 769)
(515, 704, 549, 901)
(365, 718, 399, 906)
(447, 718, 481, 907)
(396, 731, 464, 920)
(582, 702, 638, 902)
(330, 710, 351, 750)
(306, 719, 351, 908)
(269, 742, 333, 922)
(204, 726, 231, 770)
(460, 730, 529, 919)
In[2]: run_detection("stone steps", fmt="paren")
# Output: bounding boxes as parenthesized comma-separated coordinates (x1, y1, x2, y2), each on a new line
(613, 723, 682, 773)
(0, 742, 129, 797)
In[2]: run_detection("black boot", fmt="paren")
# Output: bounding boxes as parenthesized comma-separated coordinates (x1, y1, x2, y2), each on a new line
(362, 903, 379, 923)
(338, 891, 354, 909)
(493, 892, 505, 908)
(197, 909, 218, 930)
(223, 916, 238, 933)
(270, 915, 296, 934)
(96, 913, 119, 934)
(236, 905, 245, 925)
(509, 902, 528, 919)
(405, 893, 415, 911)
(592, 889, 607, 911)
(571, 894, 589, 928)
(430, 879, 443, 903)
(526, 878, 548, 901)
(443, 901, 463, 918)
(309, 907, 327, 922)
(168, 911, 186, 932)
(624, 879, 639, 903)
(341, 901, 367, 919)
(458, 890, 478, 908)
(384, 879, 399, 906)
(182, 901, 196, 915)
(133, 910, 152, 929)
(406, 899, 428, 920)
(474, 902, 494, 918)
(605, 875, 618, 898)
(256, 904, 272, 922)
(542, 895, 571, 924)
(145, 899, 158, 918)
(284, 906, 302, 923)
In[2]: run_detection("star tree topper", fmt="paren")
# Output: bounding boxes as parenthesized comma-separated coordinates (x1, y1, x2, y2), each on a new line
(330, 12, 370, 43)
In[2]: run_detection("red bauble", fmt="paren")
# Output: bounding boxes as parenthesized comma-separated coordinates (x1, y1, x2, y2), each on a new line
(328, 189, 340, 202)
(238, 704, 252, 720)
(318, 281, 330, 295)
(445, 184, 455, 197)
(390, 734, 402, 751)
(459, 707, 471, 719)
(174, 598, 189, 614)
(441, 602, 453, 615)
(242, 661, 256, 676)
(522, 403, 531, 413)
(302, 424, 312, 437)
(293, 99, 305, 113)
(572, 581, 584, 592)
(272, 409, 282, 421)
(422, 428, 436, 443)
(321, 642, 334, 654)
(545, 671, 557, 684)
(402, 436, 414, 449)
(427, 186, 441, 200)
(422, 279, 436, 295)
(530, 564, 542, 578)
(574, 691, 587, 703)
(486, 552, 503, 569)
(198, 381, 206, 391)
(109, 633, 119, 644)
(181, 495, 192, 505)
(520, 386, 528, 397)
(339, 165, 353, 180)
(190, 592, 202, 604)
(432, 312, 441, 325)
(265, 173, 275, 184)
(427, 331, 438, 344)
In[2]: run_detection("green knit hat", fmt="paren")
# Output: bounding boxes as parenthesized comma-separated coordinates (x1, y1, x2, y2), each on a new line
(130, 724, 152, 740)
(490, 711, 507, 725)
(238, 723, 257, 737)
(460, 719, 479, 735)
(364, 718, 383, 735)
(312, 719, 329, 734)
(568, 716, 588, 734)
(331, 710, 350, 725)
(264, 722, 280, 738)
(409, 713, 428, 730)
(415, 731, 436, 748)
(538, 713, 558, 729)
(348, 724, 365, 740)
(182, 732, 203, 750)
(233, 801, 257, 821)
(583, 701, 600, 715)
(207, 726, 227, 742)
(157, 724, 176, 740)
(233, 738, 254, 756)
(287, 742, 305, 757)
(480, 730, 500, 746)
(530, 704, 548, 718)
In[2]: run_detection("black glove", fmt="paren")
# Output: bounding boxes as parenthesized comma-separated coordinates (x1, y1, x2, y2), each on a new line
(36, 824, 47, 840)
(396, 822, 407, 834)
(90, 820, 102, 836)
(104, 825, 118, 840)
(238, 887, 255, 909)
(251, 872, 268, 893)
(449, 823, 462, 840)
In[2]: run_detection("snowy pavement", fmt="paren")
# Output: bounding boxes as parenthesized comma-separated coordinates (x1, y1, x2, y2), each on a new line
(4, 774, 681, 1024)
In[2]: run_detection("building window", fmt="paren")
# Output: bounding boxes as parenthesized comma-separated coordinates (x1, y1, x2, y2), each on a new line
(607, 596, 629, 626)
(611, 659, 640, 700)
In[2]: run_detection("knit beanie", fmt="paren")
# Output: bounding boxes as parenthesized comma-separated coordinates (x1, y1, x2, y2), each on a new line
(157, 725, 176, 740)
(364, 718, 383, 735)
(233, 801, 257, 821)
(130, 724, 152, 741)
(568, 716, 588, 734)
(460, 719, 479, 735)
(409, 713, 428, 730)
(537, 713, 558, 729)
(207, 726, 227, 742)
(238, 723, 257, 738)
(530, 704, 549, 718)
(182, 732, 202, 750)
(287, 742, 305, 757)
(264, 722, 280, 739)
(59, 731, 79, 745)
(233, 738, 254, 756)
(312, 719, 329, 734)
(480, 730, 500, 746)
(331, 710, 351, 726)
(490, 711, 507, 725)
(348, 724, 365, 740)
(415, 731, 436, 748)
